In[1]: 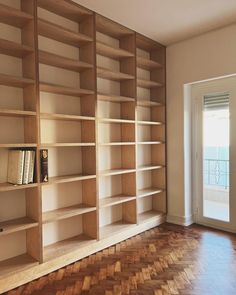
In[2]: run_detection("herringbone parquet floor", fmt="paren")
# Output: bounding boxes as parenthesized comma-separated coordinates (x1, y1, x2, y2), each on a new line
(6, 223, 236, 295)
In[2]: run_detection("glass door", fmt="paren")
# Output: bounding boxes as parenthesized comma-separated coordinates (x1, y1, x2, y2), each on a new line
(203, 93, 229, 222)
(192, 77, 236, 232)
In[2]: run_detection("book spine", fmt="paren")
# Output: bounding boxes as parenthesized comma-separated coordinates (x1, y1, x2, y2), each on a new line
(23, 150, 31, 185)
(7, 150, 25, 185)
(17, 151, 25, 185)
(28, 151, 35, 184)
(40, 149, 48, 182)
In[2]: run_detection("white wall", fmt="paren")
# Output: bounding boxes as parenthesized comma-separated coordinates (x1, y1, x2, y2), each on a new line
(166, 23, 236, 224)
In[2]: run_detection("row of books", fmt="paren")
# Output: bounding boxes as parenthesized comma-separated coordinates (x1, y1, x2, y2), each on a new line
(8, 150, 35, 185)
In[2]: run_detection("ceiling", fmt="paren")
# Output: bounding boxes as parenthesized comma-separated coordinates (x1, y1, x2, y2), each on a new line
(73, 0, 236, 45)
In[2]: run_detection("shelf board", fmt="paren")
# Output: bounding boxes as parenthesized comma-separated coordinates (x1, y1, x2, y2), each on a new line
(0, 73, 34, 88)
(0, 182, 38, 192)
(0, 3, 33, 28)
(96, 14, 133, 39)
(96, 41, 134, 60)
(99, 168, 136, 177)
(40, 113, 95, 122)
(138, 188, 163, 198)
(137, 100, 163, 107)
(97, 67, 134, 81)
(43, 204, 96, 224)
(40, 143, 95, 148)
(0, 109, 36, 117)
(42, 174, 96, 185)
(38, 0, 92, 22)
(44, 234, 96, 262)
(137, 165, 163, 172)
(0, 38, 33, 58)
(137, 141, 163, 145)
(137, 56, 163, 70)
(0, 143, 37, 148)
(100, 195, 136, 208)
(40, 82, 94, 97)
(137, 120, 163, 126)
(100, 221, 136, 240)
(0, 217, 38, 236)
(0, 254, 38, 279)
(97, 93, 135, 103)
(99, 142, 135, 146)
(139, 210, 164, 224)
(38, 18, 92, 47)
(98, 118, 135, 124)
(39, 50, 92, 72)
(137, 78, 163, 89)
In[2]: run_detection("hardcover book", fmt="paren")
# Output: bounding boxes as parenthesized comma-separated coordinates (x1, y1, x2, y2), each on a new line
(40, 149, 48, 182)
(7, 150, 25, 185)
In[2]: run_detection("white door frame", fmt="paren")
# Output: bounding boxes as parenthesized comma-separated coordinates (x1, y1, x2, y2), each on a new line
(192, 76, 236, 233)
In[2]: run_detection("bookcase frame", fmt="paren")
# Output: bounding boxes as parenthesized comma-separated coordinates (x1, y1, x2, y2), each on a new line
(0, 1, 166, 293)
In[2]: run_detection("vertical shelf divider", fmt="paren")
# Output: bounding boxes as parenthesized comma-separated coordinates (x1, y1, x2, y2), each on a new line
(22, 0, 42, 263)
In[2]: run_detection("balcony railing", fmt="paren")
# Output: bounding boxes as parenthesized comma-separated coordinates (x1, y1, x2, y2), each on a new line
(204, 159, 229, 189)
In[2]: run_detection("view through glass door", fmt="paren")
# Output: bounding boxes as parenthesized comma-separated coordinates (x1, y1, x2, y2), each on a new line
(203, 93, 229, 222)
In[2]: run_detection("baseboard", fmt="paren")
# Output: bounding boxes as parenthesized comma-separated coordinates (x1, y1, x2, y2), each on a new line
(167, 214, 194, 226)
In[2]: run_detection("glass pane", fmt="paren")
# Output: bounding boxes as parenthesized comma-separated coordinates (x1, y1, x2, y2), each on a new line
(203, 99, 229, 222)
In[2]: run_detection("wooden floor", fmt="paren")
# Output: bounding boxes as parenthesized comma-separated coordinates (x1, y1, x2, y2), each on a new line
(6, 223, 236, 295)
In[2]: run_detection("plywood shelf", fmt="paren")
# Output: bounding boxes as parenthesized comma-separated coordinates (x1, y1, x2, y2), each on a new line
(0, 38, 33, 58)
(0, 109, 36, 117)
(0, 73, 34, 88)
(0, 254, 38, 279)
(0, 182, 38, 192)
(99, 168, 136, 177)
(137, 78, 163, 89)
(137, 100, 163, 107)
(100, 221, 136, 240)
(0, 3, 33, 28)
(97, 93, 135, 103)
(40, 113, 95, 122)
(137, 56, 163, 70)
(97, 67, 134, 81)
(38, 0, 92, 22)
(39, 50, 92, 72)
(138, 188, 163, 199)
(40, 143, 95, 148)
(42, 174, 96, 186)
(38, 18, 92, 47)
(137, 120, 163, 125)
(0, 143, 37, 148)
(43, 234, 96, 262)
(137, 165, 163, 172)
(137, 141, 163, 145)
(100, 195, 136, 208)
(96, 14, 133, 38)
(138, 210, 164, 224)
(99, 142, 135, 146)
(42, 204, 96, 224)
(98, 118, 135, 124)
(0, 217, 38, 236)
(40, 82, 94, 97)
(96, 41, 134, 60)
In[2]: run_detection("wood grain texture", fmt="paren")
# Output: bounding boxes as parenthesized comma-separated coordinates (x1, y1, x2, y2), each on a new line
(6, 223, 236, 295)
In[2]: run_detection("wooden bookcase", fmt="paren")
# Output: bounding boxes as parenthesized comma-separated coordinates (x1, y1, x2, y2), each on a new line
(0, 1, 166, 293)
